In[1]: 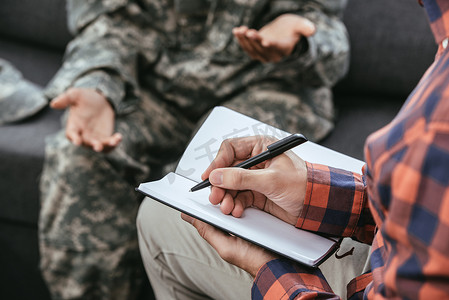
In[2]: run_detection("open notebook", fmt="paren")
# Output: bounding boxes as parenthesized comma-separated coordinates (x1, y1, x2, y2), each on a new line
(136, 106, 364, 267)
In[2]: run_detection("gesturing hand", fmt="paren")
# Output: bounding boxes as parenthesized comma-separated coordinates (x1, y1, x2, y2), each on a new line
(50, 88, 122, 152)
(233, 14, 316, 63)
(202, 135, 308, 225)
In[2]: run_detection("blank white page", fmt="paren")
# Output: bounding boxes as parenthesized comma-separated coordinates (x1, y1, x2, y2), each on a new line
(176, 106, 364, 183)
(137, 173, 339, 267)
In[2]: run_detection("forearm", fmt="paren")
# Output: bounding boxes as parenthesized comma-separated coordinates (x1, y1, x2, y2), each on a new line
(298, 0, 349, 87)
(266, 0, 350, 87)
(45, 0, 145, 114)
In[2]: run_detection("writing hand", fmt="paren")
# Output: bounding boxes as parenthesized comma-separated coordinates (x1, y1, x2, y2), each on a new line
(233, 14, 315, 63)
(50, 88, 122, 152)
(201, 136, 307, 225)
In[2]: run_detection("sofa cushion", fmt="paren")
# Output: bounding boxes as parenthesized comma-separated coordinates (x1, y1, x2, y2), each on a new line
(0, 39, 65, 87)
(0, 0, 71, 50)
(0, 222, 51, 299)
(0, 107, 62, 225)
(335, 0, 437, 99)
(0, 59, 48, 125)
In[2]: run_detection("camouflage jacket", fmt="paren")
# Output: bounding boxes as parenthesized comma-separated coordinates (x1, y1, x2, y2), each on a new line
(45, 0, 349, 120)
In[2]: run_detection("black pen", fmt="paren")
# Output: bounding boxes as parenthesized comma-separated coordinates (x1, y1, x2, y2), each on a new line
(189, 133, 308, 192)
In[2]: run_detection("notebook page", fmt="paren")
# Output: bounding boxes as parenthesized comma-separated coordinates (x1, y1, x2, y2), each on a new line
(137, 173, 339, 267)
(176, 106, 364, 182)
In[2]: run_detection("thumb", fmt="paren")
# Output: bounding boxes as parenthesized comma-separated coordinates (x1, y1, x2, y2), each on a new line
(294, 17, 316, 37)
(209, 168, 272, 194)
(50, 90, 76, 109)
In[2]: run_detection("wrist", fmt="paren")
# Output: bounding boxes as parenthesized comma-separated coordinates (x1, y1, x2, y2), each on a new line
(247, 250, 278, 277)
(72, 70, 125, 112)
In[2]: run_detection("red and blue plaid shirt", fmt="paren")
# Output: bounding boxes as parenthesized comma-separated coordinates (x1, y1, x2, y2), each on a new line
(252, 0, 449, 298)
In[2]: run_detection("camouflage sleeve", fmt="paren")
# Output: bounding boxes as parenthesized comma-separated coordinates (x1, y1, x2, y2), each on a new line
(71, 71, 127, 111)
(300, 0, 349, 87)
(44, 0, 147, 114)
(266, 0, 350, 87)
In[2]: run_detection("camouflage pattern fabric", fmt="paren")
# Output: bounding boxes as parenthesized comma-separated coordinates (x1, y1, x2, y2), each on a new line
(39, 0, 349, 299)
(0, 59, 47, 125)
(39, 91, 194, 299)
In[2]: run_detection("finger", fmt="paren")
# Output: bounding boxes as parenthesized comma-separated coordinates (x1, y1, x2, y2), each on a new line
(210, 168, 273, 195)
(294, 17, 316, 37)
(201, 138, 238, 180)
(82, 131, 122, 152)
(245, 30, 271, 62)
(233, 26, 251, 52)
(91, 140, 104, 153)
(229, 136, 276, 160)
(65, 126, 83, 146)
(50, 89, 78, 109)
(237, 33, 257, 59)
(101, 133, 123, 152)
(50, 94, 70, 110)
(65, 118, 83, 146)
(102, 133, 122, 153)
(202, 136, 271, 180)
(232, 26, 248, 37)
(242, 35, 268, 62)
(234, 27, 266, 61)
(81, 132, 104, 152)
(209, 186, 226, 205)
(231, 190, 255, 217)
(181, 213, 233, 252)
(108, 132, 123, 147)
(181, 212, 195, 224)
(245, 29, 263, 43)
(181, 213, 278, 276)
(220, 191, 236, 215)
(247, 32, 282, 62)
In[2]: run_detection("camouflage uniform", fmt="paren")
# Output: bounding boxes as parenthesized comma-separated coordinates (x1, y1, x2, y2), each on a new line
(0, 59, 47, 125)
(39, 0, 349, 299)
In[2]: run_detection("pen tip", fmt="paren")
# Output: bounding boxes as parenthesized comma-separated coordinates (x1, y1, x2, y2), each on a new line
(189, 189, 192, 192)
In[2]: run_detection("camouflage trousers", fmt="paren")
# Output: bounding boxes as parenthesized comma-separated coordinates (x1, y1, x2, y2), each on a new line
(39, 84, 334, 299)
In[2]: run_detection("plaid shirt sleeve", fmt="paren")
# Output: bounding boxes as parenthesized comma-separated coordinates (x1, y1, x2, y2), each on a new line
(252, 161, 376, 299)
(252, 259, 340, 299)
(253, 2, 449, 299)
(296, 162, 376, 244)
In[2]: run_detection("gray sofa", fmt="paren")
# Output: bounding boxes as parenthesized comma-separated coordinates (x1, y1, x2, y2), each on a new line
(0, 0, 436, 299)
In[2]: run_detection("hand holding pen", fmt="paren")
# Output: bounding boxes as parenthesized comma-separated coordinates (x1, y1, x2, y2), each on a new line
(191, 134, 308, 224)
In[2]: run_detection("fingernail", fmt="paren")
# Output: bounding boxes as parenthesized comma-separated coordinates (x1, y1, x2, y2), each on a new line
(209, 170, 223, 185)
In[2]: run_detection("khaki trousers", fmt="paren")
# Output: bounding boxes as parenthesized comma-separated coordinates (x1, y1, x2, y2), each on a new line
(137, 198, 371, 300)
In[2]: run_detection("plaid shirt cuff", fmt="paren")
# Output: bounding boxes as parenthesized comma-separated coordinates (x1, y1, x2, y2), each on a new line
(296, 162, 366, 238)
(252, 258, 336, 299)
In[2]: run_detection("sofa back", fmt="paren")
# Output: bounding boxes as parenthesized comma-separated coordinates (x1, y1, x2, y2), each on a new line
(0, 0, 71, 50)
(336, 0, 437, 99)
(0, 0, 438, 99)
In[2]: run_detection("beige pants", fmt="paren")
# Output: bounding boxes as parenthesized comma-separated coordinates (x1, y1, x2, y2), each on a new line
(137, 198, 371, 300)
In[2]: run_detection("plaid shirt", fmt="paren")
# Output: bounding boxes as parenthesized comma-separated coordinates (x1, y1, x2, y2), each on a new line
(252, 0, 449, 298)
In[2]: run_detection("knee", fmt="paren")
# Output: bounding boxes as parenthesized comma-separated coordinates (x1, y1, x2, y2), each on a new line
(43, 131, 113, 176)
(136, 199, 161, 250)
(44, 131, 90, 165)
(137, 198, 187, 256)
(136, 199, 151, 239)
